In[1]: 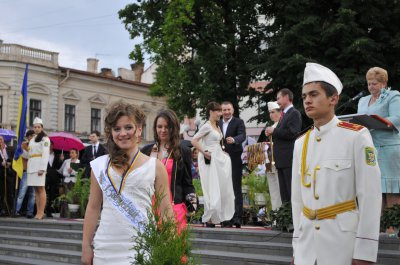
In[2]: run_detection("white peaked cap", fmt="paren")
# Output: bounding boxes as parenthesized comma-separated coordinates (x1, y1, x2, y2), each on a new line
(33, 117, 43, 125)
(267, 101, 280, 111)
(303, 62, 343, 94)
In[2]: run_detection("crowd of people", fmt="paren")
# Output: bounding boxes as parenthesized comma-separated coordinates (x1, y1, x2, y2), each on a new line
(0, 63, 398, 264)
(0, 124, 108, 219)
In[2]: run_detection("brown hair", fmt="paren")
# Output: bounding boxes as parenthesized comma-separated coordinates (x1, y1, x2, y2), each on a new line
(366, 67, 388, 84)
(206, 101, 221, 127)
(104, 101, 146, 168)
(153, 109, 182, 164)
(278, 88, 294, 102)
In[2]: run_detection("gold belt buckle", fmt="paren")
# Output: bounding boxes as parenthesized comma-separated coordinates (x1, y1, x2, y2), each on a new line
(309, 210, 317, 220)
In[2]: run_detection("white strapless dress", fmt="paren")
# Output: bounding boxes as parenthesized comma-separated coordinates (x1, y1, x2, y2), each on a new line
(90, 155, 156, 265)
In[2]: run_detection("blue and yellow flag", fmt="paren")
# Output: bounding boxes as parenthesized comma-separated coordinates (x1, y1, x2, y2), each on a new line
(12, 64, 28, 179)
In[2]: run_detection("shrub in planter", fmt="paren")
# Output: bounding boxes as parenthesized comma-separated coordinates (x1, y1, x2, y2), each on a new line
(381, 204, 400, 235)
(64, 169, 91, 217)
(242, 171, 271, 209)
(267, 202, 293, 231)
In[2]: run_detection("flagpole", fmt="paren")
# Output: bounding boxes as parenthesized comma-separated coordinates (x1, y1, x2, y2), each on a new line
(12, 64, 29, 217)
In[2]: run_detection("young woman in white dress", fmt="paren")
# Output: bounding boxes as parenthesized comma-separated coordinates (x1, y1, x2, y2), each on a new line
(191, 102, 235, 227)
(27, 117, 50, 220)
(81, 102, 174, 265)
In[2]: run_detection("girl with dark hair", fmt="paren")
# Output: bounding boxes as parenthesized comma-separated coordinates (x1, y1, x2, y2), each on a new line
(141, 109, 196, 230)
(27, 117, 50, 220)
(191, 102, 234, 227)
(81, 101, 174, 265)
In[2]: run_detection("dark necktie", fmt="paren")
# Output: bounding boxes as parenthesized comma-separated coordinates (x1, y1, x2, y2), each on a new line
(92, 145, 96, 157)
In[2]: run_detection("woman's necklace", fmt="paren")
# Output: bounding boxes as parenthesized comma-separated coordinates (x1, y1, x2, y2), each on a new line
(106, 148, 140, 194)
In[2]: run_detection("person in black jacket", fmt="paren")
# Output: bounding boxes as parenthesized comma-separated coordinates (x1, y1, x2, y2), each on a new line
(265, 88, 302, 203)
(45, 141, 64, 217)
(219, 101, 246, 228)
(81, 131, 107, 178)
(0, 136, 16, 216)
(141, 109, 196, 229)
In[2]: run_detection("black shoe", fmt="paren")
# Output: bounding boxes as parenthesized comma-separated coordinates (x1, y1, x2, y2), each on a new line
(205, 222, 215, 228)
(15, 212, 22, 217)
(232, 217, 241, 228)
(221, 221, 233, 228)
(26, 213, 34, 219)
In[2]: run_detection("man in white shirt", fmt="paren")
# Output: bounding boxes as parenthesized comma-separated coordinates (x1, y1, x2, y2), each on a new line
(219, 101, 246, 228)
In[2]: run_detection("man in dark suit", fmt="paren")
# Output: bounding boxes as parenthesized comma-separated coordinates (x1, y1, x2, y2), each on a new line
(81, 131, 107, 178)
(0, 136, 16, 216)
(45, 141, 64, 217)
(265, 88, 302, 203)
(219, 101, 246, 228)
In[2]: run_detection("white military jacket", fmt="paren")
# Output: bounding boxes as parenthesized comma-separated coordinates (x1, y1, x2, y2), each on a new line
(27, 136, 50, 174)
(292, 116, 381, 265)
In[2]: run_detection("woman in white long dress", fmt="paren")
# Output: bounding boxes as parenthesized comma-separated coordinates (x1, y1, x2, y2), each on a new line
(191, 102, 235, 227)
(81, 101, 174, 265)
(27, 117, 50, 220)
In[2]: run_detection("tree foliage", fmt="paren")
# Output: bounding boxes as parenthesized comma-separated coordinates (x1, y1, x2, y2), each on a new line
(119, 0, 266, 117)
(120, 0, 400, 122)
(259, 0, 400, 122)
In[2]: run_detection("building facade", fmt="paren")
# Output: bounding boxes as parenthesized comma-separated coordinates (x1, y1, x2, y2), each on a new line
(0, 40, 167, 142)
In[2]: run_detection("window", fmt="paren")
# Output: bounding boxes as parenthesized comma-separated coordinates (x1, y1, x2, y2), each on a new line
(64, 104, 75, 132)
(91, 108, 101, 132)
(29, 99, 41, 126)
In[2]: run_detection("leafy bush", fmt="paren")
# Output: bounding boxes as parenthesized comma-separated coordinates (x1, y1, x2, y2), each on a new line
(381, 204, 400, 230)
(132, 192, 198, 265)
(267, 202, 293, 231)
(192, 179, 203, 196)
(61, 168, 91, 217)
(242, 171, 271, 208)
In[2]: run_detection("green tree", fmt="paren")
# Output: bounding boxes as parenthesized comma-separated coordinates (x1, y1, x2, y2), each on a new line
(119, 0, 267, 117)
(259, 0, 400, 123)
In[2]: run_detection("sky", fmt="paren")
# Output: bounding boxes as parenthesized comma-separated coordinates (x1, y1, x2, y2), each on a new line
(0, 0, 145, 73)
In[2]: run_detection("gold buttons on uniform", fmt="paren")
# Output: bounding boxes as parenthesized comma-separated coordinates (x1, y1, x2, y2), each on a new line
(316, 137, 321, 142)
(315, 224, 320, 230)
(315, 194, 320, 200)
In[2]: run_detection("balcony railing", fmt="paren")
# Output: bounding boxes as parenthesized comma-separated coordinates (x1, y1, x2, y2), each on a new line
(0, 43, 59, 68)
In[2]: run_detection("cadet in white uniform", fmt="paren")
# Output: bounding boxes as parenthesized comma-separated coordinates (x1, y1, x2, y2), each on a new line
(291, 63, 381, 265)
(27, 117, 50, 220)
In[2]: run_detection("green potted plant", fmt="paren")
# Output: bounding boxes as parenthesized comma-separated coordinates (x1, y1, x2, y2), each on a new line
(381, 204, 400, 237)
(64, 168, 90, 217)
(244, 171, 271, 208)
(52, 194, 68, 218)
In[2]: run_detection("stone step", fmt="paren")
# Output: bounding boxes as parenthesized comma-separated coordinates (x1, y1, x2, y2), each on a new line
(377, 249, 400, 265)
(0, 254, 73, 265)
(193, 237, 400, 265)
(0, 226, 83, 240)
(192, 249, 292, 265)
(192, 238, 292, 256)
(0, 243, 81, 264)
(191, 227, 292, 243)
(0, 234, 82, 252)
(0, 217, 83, 230)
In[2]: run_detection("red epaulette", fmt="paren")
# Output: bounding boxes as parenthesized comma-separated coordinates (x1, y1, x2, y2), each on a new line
(337, 121, 364, 132)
